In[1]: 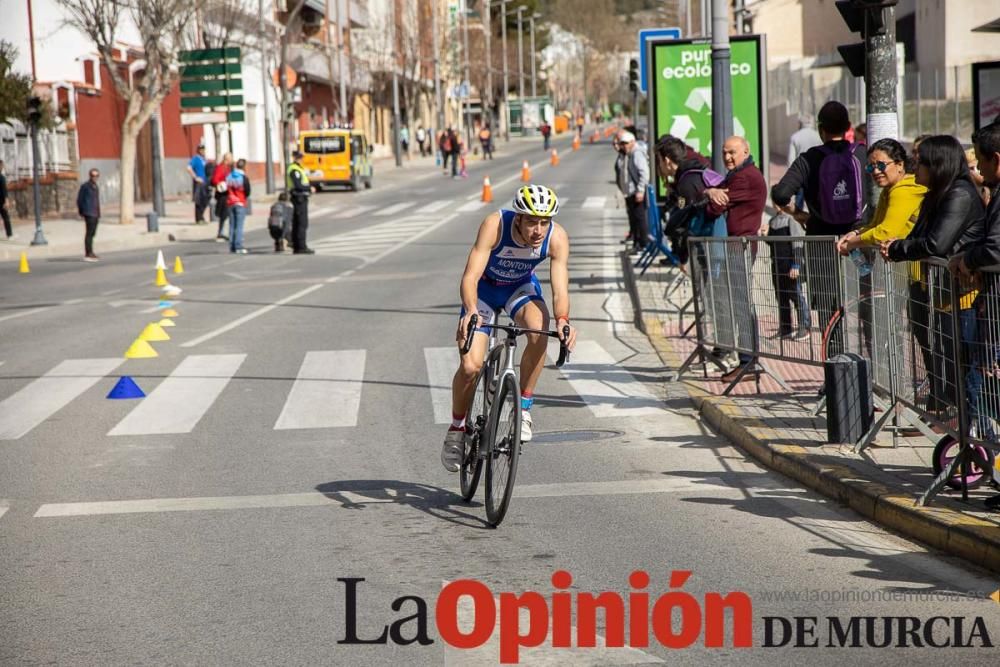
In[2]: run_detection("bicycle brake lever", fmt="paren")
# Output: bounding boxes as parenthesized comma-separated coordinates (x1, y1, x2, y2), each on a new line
(460, 314, 479, 355)
(556, 325, 571, 367)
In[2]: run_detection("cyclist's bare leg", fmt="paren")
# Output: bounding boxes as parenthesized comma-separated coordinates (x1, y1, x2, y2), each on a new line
(451, 332, 489, 418)
(514, 300, 550, 396)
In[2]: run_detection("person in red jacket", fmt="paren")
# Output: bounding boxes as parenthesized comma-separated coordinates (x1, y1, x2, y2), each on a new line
(703, 136, 768, 382)
(210, 152, 233, 242)
(225, 158, 250, 254)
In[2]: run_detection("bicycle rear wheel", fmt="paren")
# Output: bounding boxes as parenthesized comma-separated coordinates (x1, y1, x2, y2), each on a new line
(484, 373, 521, 527)
(460, 366, 488, 501)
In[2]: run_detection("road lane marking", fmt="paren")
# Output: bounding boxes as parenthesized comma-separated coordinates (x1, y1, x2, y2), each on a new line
(183, 212, 460, 347)
(33, 477, 734, 517)
(457, 200, 485, 212)
(417, 200, 453, 213)
(107, 355, 246, 436)
(0, 506, 8, 522)
(274, 350, 366, 429)
(374, 201, 415, 216)
(0, 358, 124, 440)
(0, 306, 52, 324)
(312, 206, 334, 217)
(582, 196, 606, 209)
(547, 340, 663, 418)
(424, 347, 457, 424)
(333, 205, 376, 219)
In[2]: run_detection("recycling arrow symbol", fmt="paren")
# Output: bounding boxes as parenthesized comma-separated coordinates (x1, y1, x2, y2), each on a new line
(685, 87, 712, 113)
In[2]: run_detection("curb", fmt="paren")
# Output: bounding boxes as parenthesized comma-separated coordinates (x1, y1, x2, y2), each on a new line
(627, 256, 1000, 573)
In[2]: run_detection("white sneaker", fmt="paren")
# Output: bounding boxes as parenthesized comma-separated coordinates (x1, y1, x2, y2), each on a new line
(441, 429, 465, 472)
(520, 410, 533, 442)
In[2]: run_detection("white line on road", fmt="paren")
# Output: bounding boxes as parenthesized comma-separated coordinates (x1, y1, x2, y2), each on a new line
(0, 506, 8, 522)
(0, 306, 52, 324)
(274, 350, 366, 429)
(333, 205, 376, 219)
(0, 358, 125, 440)
(107, 354, 246, 436)
(311, 206, 334, 217)
(548, 340, 663, 418)
(582, 196, 606, 209)
(416, 199, 454, 213)
(33, 477, 734, 518)
(456, 200, 485, 212)
(374, 201, 415, 216)
(424, 347, 456, 424)
(182, 211, 461, 347)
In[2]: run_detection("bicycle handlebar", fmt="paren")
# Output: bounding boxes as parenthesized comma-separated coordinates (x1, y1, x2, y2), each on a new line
(459, 314, 572, 367)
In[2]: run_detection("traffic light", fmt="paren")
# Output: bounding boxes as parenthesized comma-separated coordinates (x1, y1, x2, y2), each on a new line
(836, 0, 898, 78)
(27, 96, 43, 125)
(282, 100, 296, 123)
(628, 58, 639, 93)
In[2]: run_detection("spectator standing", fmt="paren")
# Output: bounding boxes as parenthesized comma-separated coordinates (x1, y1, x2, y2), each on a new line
(269, 192, 293, 252)
(186, 142, 210, 224)
(225, 158, 250, 254)
(447, 127, 461, 178)
(767, 212, 811, 341)
(211, 152, 233, 242)
(575, 114, 584, 137)
(703, 136, 768, 380)
(540, 121, 551, 151)
(439, 128, 453, 174)
(788, 115, 823, 211)
(400, 125, 410, 157)
(416, 125, 427, 156)
(479, 124, 493, 159)
(615, 130, 650, 253)
(76, 168, 101, 262)
(0, 160, 12, 239)
(287, 150, 314, 254)
(654, 135, 720, 262)
(772, 101, 867, 351)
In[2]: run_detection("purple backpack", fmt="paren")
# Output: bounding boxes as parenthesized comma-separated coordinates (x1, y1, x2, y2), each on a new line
(817, 143, 863, 226)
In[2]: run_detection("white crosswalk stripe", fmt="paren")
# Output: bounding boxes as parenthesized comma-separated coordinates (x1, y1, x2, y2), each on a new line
(456, 200, 485, 212)
(312, 216, 430, 257)
(416, 199, 454, 213)
(0, 358, 124, 440)
(424, 347, 457, 424)
(108, 354, 246, 436)
(582, 196, 606, 209)
(374, 201, 415, 216)
(547, 340, 663, 417)
(333, 205, 376, 219)
(274, 351, 367, 429)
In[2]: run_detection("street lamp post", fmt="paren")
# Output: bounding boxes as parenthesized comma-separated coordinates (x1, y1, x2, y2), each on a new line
(461, 0, 472, 150)
(431, 1, 444, 141)
(516, 6, 526, 103)
(484, 1, 492, 132)
(529, 14, 539, 99)
(501, 0, 510, 141)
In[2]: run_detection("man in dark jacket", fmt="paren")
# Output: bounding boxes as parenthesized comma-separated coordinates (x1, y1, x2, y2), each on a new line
(76, 168, 101, 261)
(287, 150, 314, 254)
(0, 159, 12, 239)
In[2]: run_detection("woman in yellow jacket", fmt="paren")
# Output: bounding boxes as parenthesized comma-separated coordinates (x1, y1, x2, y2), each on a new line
(836, 138, 926, 255)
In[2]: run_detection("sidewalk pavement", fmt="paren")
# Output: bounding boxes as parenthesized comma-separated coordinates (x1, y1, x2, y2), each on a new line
(1, 130, 578, 265)
(624, 248, 1000, 573)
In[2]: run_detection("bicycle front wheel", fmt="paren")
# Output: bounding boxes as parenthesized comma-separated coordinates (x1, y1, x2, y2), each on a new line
(484, 373, 521, 527)
(460, 367, 487, 501)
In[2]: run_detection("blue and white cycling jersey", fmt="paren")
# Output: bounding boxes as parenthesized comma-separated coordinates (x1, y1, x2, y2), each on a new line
(461, 209, 554, 331)
(482, 209, 553, 285)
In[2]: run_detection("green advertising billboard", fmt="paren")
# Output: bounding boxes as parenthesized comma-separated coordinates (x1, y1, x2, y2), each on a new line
(647, 36, 767, 199)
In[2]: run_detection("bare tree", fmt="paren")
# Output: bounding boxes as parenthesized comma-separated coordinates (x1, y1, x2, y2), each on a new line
(58, 0, 196, 224)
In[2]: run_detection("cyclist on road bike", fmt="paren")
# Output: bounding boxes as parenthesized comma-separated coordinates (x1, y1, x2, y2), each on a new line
(441, 184, 578, 472)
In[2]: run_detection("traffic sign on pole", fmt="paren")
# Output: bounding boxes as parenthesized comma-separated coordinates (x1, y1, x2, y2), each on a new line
(638, 27, 682, 93)
(178, 47, 244, 123)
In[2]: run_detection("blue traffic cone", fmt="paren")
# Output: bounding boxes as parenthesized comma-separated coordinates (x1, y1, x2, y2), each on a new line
(107, 376, 146, 399)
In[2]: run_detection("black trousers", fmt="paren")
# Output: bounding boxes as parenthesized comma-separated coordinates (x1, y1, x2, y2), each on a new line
(193, 181, 210, 222)
(1, 204, 11, 237)
(291, 197, 309, 251)
(624, 194, 649, 246)
(215, 195, 230, 236)
(84, 215, 99, 256)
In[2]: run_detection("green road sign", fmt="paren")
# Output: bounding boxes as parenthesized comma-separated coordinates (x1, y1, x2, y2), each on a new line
(647, 36, 767, 199)
(179, 47, 241, 63)
(179, 47, 244, 124)
(180, 94, 244, 109)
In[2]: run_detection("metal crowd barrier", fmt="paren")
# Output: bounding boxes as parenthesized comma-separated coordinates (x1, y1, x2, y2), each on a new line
(676, 235, 1000, 506)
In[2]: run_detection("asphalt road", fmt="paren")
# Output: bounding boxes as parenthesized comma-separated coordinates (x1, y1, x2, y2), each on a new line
(1, 134, 998, 665)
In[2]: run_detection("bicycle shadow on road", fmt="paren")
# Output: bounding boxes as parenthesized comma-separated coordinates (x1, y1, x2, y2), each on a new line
(315, 479, 490, 529)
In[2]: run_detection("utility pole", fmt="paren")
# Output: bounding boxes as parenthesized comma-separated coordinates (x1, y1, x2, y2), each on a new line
(26, 96, 45, 245)
(517, 6, 526, 103)
(431, 0, 443, 139)
(335, 0, 347, 122)
(391, 0, 402, 168)
(484, 1, 492, 131)
(259, 0, 274, 193)
(462, 0, 472, 149)
(710, 0, 733, 173)
(530, 14, 538, 99)
(150, 111, 165, 216)
(501, 0, 510, 141)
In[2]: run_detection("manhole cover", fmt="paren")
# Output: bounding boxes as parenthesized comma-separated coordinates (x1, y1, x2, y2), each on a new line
(531, 429, 624, 444)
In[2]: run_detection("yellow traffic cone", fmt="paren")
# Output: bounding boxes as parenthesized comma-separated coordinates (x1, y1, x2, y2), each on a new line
(158, 318, 176, 328)
(173, 256, 184, 274)
(162, 308, 179, 317)
(481, 176, 493, 202)
(155, 267, 167, 287)
(124, 338, 158, 359)
(521, 160, 531, 182)
(139, 322, 170, 342)
(18, 252, 29, 274)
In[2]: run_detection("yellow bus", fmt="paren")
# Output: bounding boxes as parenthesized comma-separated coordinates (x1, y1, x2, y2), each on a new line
(298, 128, 373, 191)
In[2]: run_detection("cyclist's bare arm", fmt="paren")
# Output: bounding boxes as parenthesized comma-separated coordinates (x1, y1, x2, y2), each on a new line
(546, 223, 578, 350)
(457, 213, 502, 345)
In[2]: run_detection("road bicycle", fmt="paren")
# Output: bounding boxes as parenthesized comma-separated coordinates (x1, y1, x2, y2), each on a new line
(458, 314, 571, 527)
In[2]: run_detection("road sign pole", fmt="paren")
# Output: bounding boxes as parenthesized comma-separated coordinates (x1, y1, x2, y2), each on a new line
(710, 0, 733, 173)
(151, 110, 165, 216)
